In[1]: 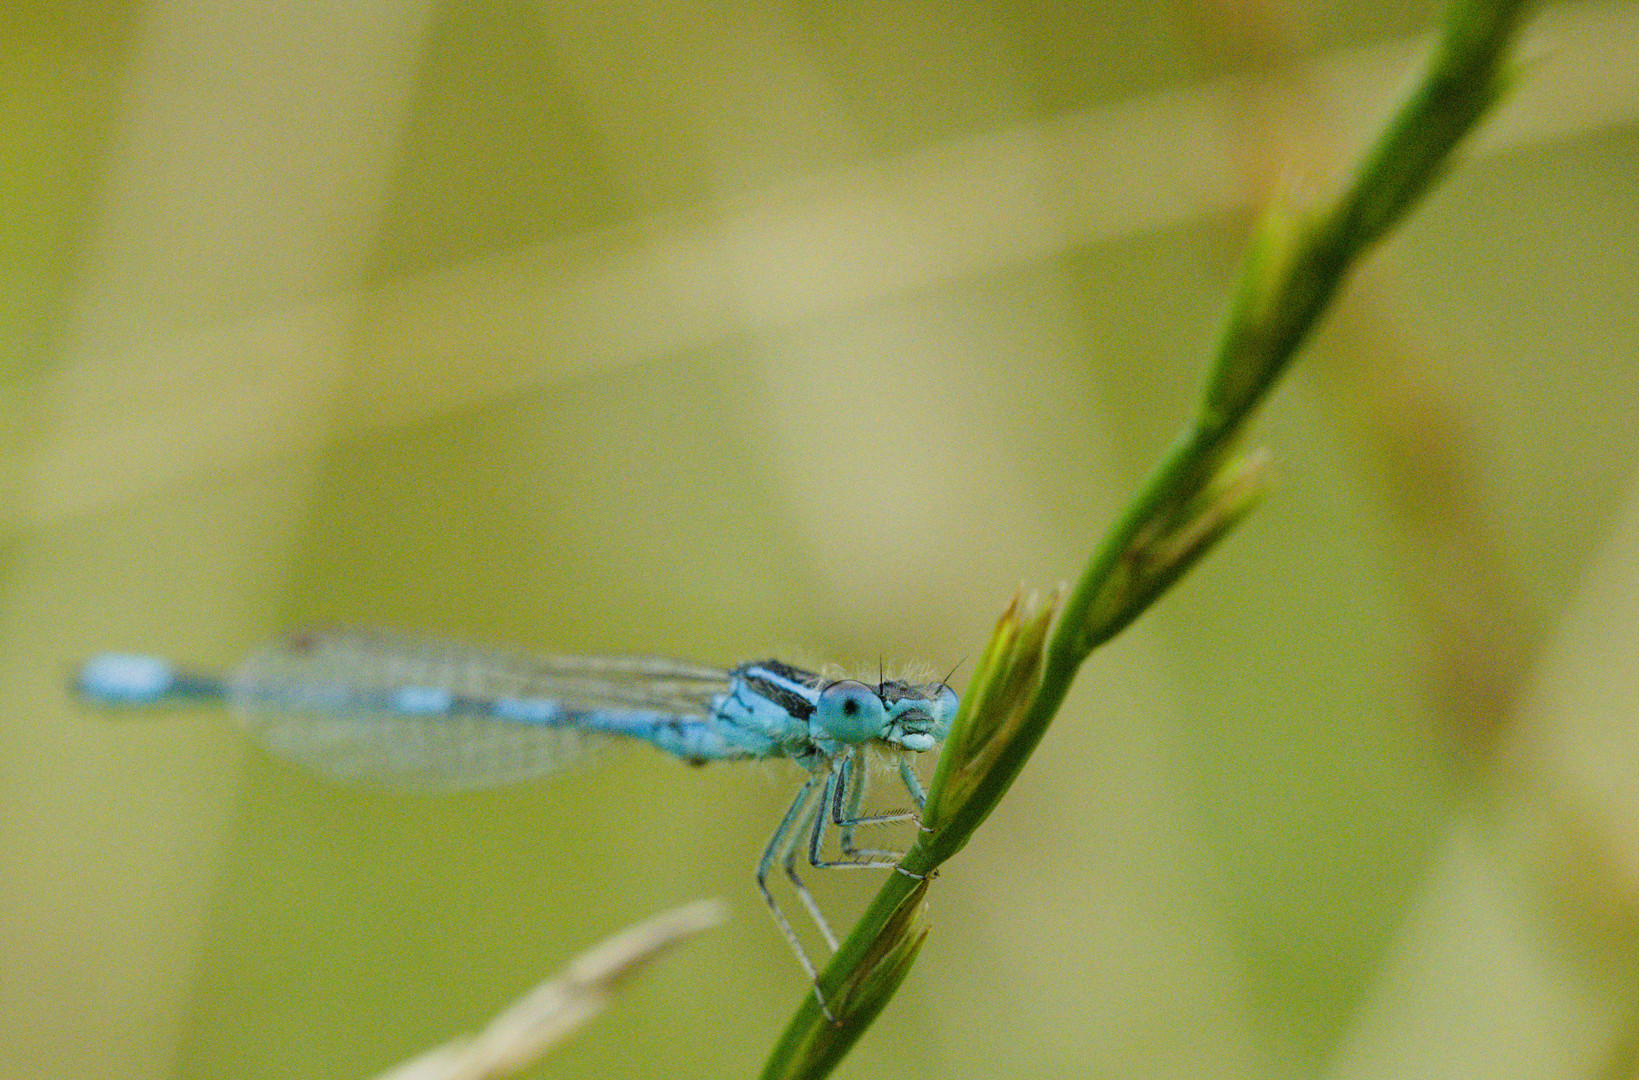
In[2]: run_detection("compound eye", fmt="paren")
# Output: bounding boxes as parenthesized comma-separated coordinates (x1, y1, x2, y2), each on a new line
(814, 680, 887, 745)
(931, 685, 960, 741)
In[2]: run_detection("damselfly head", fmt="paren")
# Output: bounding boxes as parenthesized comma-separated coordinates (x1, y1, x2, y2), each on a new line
(879, 680, 959, 752)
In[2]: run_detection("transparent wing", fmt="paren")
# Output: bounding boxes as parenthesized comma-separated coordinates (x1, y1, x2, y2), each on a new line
(227, 631, 733, 792)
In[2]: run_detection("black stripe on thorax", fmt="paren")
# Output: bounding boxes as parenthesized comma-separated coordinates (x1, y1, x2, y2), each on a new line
(737, 659, 821, 721)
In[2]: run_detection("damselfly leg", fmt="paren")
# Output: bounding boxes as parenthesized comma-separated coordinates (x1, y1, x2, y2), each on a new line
(816, 751, 917, 865)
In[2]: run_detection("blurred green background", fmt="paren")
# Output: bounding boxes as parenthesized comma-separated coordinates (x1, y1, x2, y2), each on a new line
(4, 0, 1639, 1077)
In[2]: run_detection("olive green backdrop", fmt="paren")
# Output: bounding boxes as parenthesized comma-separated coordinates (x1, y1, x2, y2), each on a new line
(4, 2, 1638, 1078)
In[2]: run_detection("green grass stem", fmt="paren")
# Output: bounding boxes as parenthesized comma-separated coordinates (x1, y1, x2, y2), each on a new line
(760, 1, 1533, 1074)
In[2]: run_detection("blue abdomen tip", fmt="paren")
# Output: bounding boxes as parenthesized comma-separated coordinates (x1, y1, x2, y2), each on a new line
(76, 654, 178, 703)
